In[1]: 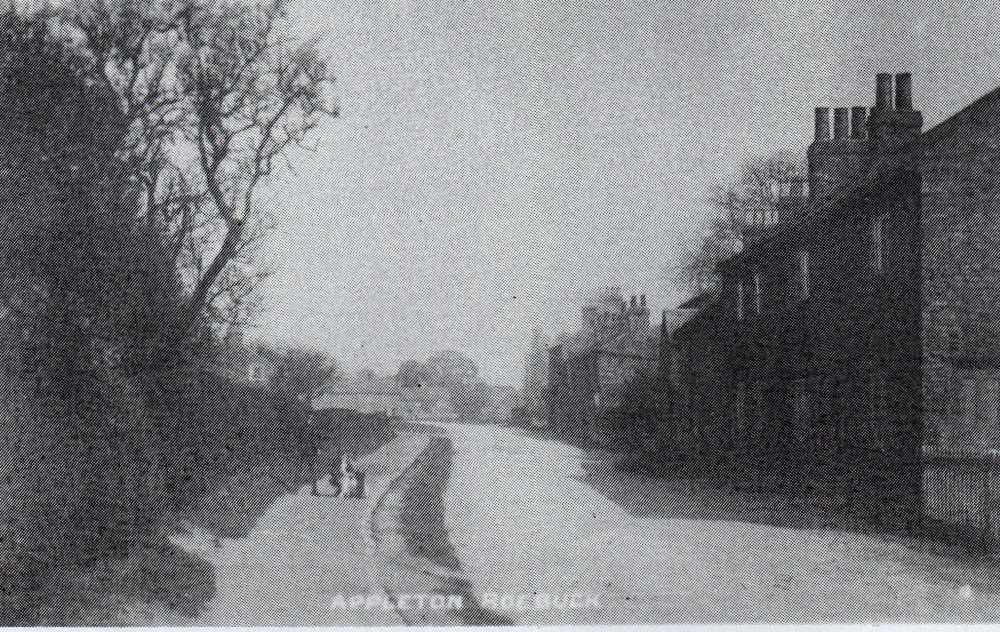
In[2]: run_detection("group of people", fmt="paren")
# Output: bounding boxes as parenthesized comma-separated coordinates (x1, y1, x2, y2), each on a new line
(329, 453, 365, 498)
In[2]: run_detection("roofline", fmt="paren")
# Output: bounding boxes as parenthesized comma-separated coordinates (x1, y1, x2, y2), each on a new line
(922, 84, 1000, 144)
(713, 82, 1000, 276)
(717, 153, 914, 273)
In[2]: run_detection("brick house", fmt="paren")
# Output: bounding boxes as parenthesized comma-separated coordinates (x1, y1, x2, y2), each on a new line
(547, 288, 657, 445)
(670, 73, 1000, 530)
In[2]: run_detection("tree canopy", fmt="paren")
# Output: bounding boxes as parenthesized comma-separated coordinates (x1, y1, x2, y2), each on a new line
(673, 151, 805, 295)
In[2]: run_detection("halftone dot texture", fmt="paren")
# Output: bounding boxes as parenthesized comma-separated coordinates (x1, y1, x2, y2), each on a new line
(5, 0, 1000, 626)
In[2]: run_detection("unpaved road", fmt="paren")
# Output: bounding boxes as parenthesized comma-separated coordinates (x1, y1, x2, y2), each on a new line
(96, 421, 1000, 625)
(443, 422, 1000, 624)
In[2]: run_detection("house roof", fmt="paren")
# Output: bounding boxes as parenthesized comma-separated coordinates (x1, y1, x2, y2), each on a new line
(922, 84, 1000, 145)
(660, 308, 700, 339)
(598, 330, 657, 360)
(677, 291, 718, 310)
(717, 84, 1000, 275)
(672, 295, 720, 340)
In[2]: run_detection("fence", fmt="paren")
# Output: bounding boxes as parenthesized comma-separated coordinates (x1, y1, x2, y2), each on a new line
(922, 448, 1000, 555)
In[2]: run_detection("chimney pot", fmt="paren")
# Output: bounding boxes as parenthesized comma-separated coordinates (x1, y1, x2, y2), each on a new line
(851, 107, 868, 139)
(630, 296, 636, 308)
(875, 73, 893, 110)
(833, 108, 849, 139)
(895, 73, 912, 110)
(814, 107, 830, 141)
(640, 295, 646, 308)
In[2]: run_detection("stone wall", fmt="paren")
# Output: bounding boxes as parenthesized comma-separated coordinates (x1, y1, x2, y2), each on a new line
(920, 87, 1000, 452)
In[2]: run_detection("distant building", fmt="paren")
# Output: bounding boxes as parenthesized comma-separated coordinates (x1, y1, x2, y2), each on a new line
(521, 328, 550, 424)
(211, 337, 280, 385)
(313, 373, 458, 421)
(313, 373, 401, 415)
(482, 384, 522, 424)
(547, 288, 657, 446)
(653, 304, 702, 454)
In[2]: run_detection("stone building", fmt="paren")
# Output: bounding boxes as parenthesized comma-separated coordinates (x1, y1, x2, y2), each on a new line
(547, 288, 657, 445)
(669, 73, 1000, 530)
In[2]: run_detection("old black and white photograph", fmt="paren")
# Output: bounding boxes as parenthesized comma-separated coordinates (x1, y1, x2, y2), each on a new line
(0, 0, 999, 627)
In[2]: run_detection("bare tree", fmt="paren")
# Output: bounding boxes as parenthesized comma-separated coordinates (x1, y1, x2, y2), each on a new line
(52, 0, 337, 342)
(674, 151, 805, 294)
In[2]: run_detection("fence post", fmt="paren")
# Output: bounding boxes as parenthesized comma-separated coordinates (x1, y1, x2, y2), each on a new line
(982, 464, 991, 555)
(983, 458, 993, 555)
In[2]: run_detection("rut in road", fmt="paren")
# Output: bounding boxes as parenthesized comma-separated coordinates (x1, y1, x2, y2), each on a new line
(372, 434, 512, 626)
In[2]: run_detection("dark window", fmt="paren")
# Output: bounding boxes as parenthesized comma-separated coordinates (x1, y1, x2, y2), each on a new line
(791, 377, 811, 440)
(736, 279, 745, 321)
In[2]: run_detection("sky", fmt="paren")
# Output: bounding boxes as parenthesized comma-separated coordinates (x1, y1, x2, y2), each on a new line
(255, 0, 1000, 387)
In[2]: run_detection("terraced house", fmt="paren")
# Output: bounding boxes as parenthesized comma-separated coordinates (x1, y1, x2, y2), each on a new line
(548, 288, 658, 446)
(671, 73, 1000, 534)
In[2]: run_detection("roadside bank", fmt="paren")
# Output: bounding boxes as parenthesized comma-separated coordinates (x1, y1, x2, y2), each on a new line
(41, 411, 400, 625)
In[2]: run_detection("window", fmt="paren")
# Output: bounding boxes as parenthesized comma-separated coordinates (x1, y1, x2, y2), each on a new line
(957, 378, 1000, 426)
(950, 375, 1000, 450)
(872, 214, 886, 272)
(983, 380, 1000, 426)
(753, 270, 762, 315)
(797, 250, 810, 300)
(861, 373, 887, 446)
(736, 279, 745, 321)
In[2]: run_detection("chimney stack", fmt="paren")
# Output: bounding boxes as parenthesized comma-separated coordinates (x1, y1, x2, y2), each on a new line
(640, 295, 646, 308)
(851, 107, 868, 139)
(809, 104, 870, 201)
(833, 108, 849, 139)
(895, 72, 912, 110)
(814, 107, 830, 141)
(630, 296, 637, 309)
(809, 73, 921, 200)
(875, 73, 893, 110)
(868, 72, 922, 153)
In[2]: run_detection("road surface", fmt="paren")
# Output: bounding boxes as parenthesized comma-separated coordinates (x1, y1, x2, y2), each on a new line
(164, 429, 432, 626)
(443, 422, 1000, 624)
(81, 420, 1000, 624)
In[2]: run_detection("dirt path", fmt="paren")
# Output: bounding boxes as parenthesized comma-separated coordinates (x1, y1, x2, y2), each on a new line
(146, 429, 431, 626)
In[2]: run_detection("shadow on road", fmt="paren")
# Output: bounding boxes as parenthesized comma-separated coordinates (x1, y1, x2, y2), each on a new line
(577, 451, 859, 530)
(575, 447, 1000, 603)
(184, 409, 396, 541)
(375, 434, 513, 626)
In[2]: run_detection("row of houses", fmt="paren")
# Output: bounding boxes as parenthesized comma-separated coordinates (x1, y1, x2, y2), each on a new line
(548, 73, 1000, 542)
(545, 288, 659, 447)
